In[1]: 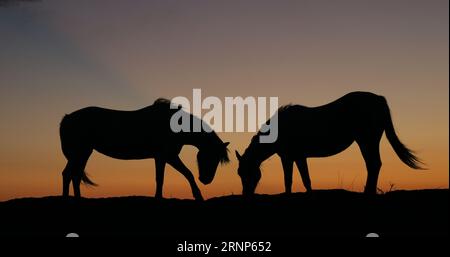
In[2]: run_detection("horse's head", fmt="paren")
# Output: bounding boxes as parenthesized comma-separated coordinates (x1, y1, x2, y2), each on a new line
(197, 142, 230, 185)
(235, 151, 261, 196)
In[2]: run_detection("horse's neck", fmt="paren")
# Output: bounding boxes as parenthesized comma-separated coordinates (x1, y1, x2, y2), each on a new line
(181, 131, 218, 150)
(246, 140, 276, 166)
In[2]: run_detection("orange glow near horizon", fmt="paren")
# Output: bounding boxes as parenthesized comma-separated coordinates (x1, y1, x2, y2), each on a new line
(0, 128, 447, 201)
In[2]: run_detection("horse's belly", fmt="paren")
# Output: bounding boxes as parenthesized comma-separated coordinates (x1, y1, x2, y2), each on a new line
(94, 141, 157, 160)
(305, 136, 354, 157)
(96, 147, 155, 160)
(305, 142, 353, 157)
(282, 133, 354, 158)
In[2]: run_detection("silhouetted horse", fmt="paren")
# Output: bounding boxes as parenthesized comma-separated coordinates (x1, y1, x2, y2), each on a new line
(236, 92, 423, 195)
(60, 99, 229, 200)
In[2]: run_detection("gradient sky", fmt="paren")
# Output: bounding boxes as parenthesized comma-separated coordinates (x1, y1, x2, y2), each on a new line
(0, 0, 448, 201)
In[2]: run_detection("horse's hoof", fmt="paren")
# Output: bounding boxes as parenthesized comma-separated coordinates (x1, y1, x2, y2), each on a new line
(363, 190, 377, 195)
(194, 195, 204, 201)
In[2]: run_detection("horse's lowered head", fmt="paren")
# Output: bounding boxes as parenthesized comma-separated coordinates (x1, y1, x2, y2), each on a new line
(235, 151, 261, 196)
(197, 141, 230, 185)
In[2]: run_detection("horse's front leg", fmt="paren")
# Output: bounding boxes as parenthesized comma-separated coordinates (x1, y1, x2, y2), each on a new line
(167, 156, 203, 201)
(155, 158, 166, 199)
(281, 156, 294, 194)
(295, 158, 312, 193)
(62, 163, 71, 197)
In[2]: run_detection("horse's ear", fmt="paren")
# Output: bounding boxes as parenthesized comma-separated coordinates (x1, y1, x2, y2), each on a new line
(223, 142, 230, 147)
(177, 104, 182, 110)
(235, 151, 242, 161)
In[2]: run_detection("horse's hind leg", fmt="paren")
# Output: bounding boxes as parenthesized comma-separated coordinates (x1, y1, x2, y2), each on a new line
(358, 140, 382, 195)
(295, 158, 312, 193)
(62, 160, 82, 198)
(72, 156, 90, 198)
(63, 152, 91, 198)
(62, 160, 83, 197)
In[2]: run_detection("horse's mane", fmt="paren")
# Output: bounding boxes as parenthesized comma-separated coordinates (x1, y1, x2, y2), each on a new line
(153, 98, 230, 164)
(138, 98, 182, 113)
(153, 98, 180, 109)
(277, 104, 294, 113)
(250, 104, 303, 141)
(247, 103, 306, 148)
(154, 98, 171, 105)
(219, 145, 230, 164)
(277, 103, 307, 114)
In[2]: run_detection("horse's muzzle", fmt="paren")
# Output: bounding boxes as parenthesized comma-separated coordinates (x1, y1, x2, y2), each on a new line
(242, 189, 256, 196)
(199, 175, 213, 185)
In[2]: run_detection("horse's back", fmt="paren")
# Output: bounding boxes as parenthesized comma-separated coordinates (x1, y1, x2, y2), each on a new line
(62, 103, 174, 131)
(289, 91, 385, 120)
(62, 106, 148, 133)
(315, 91, 382, 111)
(275, 91, 387, 157)
(60, 104, 176, 159)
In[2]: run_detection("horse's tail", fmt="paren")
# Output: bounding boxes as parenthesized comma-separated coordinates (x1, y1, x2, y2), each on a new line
(81, 171, 97, 186)
(60, 114, 98, 186)
(381, 96, 425, 170)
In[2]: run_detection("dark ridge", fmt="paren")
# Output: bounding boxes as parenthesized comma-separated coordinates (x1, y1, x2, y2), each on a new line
(0, 189, 447, 237)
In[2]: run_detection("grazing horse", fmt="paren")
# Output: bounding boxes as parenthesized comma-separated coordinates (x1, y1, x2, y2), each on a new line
(235, 92, 424, 195)
(60, 98, 229, 200)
